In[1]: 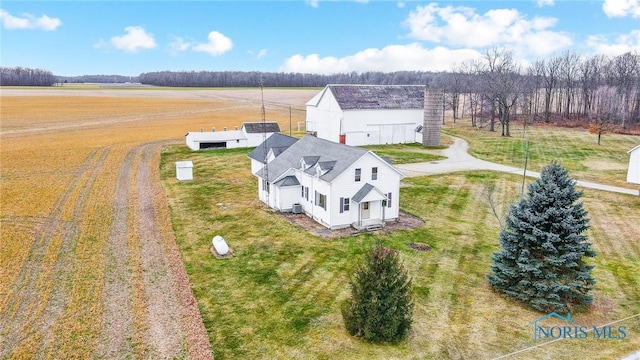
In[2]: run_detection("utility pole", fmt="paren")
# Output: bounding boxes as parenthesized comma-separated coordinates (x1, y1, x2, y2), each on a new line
(260, 77, 269, 207)
(289, 105, 292, 136)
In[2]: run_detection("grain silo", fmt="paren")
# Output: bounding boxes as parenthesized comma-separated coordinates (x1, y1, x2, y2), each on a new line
(422, 89, 443, 147)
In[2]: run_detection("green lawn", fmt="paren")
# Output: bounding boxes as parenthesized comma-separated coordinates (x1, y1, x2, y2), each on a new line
(443, 120, 640, 189)
(161, 137, 640, 359)
(364, 143, 446, 164)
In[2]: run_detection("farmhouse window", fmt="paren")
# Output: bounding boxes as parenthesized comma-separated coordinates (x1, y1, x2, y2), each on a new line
(315, 191, 326, 210)
(372, 167, 378, 180)
(355, 168, 361, 182)
(340, 197, 350, 213)
(305, 187, 309, 201)
(262, 179, 270, 193)
(387, 192, 392, 208)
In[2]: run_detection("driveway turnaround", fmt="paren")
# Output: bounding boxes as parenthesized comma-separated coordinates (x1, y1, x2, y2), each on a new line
(396, 137, 640, 196)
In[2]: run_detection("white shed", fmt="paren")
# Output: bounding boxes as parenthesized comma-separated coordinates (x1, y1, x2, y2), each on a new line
(628, 145, 640, 184)
(185, 122, 281, 151)
(175, 161, 194, 181)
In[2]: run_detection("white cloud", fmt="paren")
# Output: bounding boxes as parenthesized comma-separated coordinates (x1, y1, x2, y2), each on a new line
(536, 0, 555, 7)
(588, 30, 640, 55)
(603, 0, 640, 17)
(168, 35, 191, 54)
(100, 26, 157, 52)
(280, 43, 484, 74)
(193, 31, 233, 56)
(306, 0, 319, 8)
(247, 49, 268, 59)
(0, 9, 61, 31)
(397, 2, 406, 8)
(404, 3, 571, 56)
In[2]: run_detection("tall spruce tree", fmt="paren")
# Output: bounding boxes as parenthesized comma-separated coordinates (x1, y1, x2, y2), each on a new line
(487, 162, 596, 312)
(341, 244, 413, 342)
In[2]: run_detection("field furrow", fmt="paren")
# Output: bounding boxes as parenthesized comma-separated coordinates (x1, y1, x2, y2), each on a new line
(0, 149, 104, 357)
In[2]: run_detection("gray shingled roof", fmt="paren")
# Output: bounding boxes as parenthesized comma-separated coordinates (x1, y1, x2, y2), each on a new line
(243, 122, 280, 133)
(273, 175, 300, 187)
(352, 183, 387, 203)
(247, 133, 298, 163)
(255, 135, 368, 183)
(328, 85, 425, 110)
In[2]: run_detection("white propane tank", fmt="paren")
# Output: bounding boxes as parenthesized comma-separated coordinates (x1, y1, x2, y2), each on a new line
(212, 235, 229, 255)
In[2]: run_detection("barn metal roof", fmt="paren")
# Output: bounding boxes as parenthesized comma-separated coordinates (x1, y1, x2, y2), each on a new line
(243, 122, 281, 133)
(327, 84, 425, 110)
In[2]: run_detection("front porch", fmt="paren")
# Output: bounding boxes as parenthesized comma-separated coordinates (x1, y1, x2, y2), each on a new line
(352, 219, 385, 231)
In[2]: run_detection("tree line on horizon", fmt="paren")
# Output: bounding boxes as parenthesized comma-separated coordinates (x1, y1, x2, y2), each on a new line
(2, 49, 638, 131)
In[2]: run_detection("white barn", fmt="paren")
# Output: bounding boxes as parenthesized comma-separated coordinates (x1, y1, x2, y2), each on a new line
(628, 145, 640, 184)
(305, 84, 425, 146)
(185, 122, 280, 150)
(248, 134, 404, 230)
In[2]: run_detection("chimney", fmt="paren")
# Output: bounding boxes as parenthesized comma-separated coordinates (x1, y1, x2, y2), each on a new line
(423, 88, 443, 147)
(212, 127, 215, 132)
(223, 127, 227, 131)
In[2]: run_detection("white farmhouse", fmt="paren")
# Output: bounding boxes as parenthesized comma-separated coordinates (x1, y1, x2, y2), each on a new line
(628, 145, 640, 184)
(248, 134, 404, 230)
(305, 84, 425, 146)
(185, 122, 280, 150)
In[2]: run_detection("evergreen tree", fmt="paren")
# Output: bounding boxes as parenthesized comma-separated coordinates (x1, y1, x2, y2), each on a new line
(341, 244, 413, 342)
(487, 162, 596, 312)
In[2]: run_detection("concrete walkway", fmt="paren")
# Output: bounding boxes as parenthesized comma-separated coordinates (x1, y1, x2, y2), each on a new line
(396, 137, 640, 196)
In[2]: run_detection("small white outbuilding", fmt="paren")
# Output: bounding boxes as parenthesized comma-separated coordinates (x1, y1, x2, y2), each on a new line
(628, 145, 640, 184)
(175, 161, 194, 181)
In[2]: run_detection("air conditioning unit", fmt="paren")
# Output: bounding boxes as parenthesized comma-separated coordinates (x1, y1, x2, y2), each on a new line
(292, 203, 303, 214)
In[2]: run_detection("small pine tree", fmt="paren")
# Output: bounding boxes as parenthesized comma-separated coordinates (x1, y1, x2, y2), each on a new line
(488, 162, 596, 312)
(341, 244, 413, 343)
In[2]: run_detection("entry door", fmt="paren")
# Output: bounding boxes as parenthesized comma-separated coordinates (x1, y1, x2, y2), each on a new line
(362, 202, 370, 219)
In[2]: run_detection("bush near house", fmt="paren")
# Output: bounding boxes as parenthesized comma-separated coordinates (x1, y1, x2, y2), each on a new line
(341, 244, 413, 343)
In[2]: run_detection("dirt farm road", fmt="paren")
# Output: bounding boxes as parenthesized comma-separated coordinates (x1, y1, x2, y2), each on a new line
(0, 140, 212, 359)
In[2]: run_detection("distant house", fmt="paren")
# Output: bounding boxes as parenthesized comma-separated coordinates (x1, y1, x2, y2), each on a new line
(305, 84, 426, 146)
(628, 145, 640, 184)
(248, 134, 404, 230)
(185, 121, 280, 150)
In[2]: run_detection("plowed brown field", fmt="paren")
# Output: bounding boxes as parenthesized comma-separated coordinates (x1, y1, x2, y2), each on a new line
(0, 87, 317, 358)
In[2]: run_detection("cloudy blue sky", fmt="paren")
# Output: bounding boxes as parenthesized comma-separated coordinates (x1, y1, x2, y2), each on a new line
(1, 0, 639, 76)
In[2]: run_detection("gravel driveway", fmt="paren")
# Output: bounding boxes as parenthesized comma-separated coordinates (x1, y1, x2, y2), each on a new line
(396, 137, 640, 196)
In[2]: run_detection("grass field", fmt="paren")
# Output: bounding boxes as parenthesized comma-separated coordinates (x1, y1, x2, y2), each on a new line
(160, 128, 640, 359)
(1, 87, 639, 359)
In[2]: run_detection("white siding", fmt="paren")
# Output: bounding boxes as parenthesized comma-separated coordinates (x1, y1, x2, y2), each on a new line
(275, 186, 300, 211)
(341, 109, 422, 146)
(306, 90, 343, 142)
(628, 146, 640, 184)
(329, 153, 402, 228)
